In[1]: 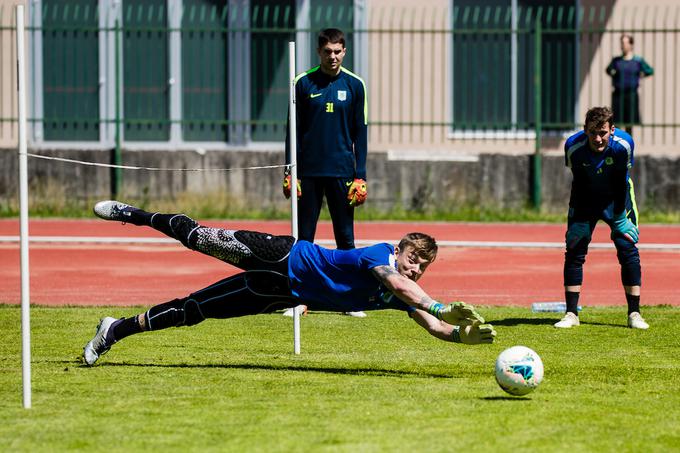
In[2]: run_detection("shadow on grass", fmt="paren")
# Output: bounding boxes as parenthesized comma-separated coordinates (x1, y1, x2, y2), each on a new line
(71, 360, 479, 379)
(490, 317, 627, 329)
(480, 396, 533, 401)
(490, 317, 559, 326)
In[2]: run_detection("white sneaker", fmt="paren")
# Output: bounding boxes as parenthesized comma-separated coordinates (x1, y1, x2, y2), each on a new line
(343, 311, 367, 318)
(83, 317, 117, 365)
(93, 200, 134, 221)
(283, 305, 307, 317)
(554, 312, 580, 328)
(628, 312, 649, 330)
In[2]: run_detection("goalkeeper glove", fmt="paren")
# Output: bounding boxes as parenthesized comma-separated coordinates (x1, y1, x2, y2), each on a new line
(429, 301, 485, 326)
(611, 211, 639, 243)
(347, 178, 367, 206)
(566, 222, 591, 249)
(451, 324, 496, 344)
(282, 174, 301, 199)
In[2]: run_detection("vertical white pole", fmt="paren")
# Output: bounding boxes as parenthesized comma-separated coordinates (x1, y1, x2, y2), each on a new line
(16, 4, 32, 409)
(288, 41, 300, 355)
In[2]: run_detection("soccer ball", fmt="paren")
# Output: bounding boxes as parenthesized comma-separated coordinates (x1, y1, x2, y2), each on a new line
(494, 346, 544, 396)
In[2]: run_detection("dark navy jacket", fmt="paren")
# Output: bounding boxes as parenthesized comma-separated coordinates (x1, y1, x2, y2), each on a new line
(565, 128, 634, 218)
(606, 56, 653, 90)
(285, 66, 368, 180)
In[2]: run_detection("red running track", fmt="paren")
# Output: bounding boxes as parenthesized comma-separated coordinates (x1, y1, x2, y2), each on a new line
(1, 219, 679, 307)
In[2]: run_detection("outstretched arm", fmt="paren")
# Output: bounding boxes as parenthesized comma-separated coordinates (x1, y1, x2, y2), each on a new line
(371, 265, 485, 325)
(411, 309, 496, 344)
(371, 265, 437, 312)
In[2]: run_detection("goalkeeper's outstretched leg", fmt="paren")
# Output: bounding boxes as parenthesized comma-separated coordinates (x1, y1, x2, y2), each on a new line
(94, 200, 295, 273)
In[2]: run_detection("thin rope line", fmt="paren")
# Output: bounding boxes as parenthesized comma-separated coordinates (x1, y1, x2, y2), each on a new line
(25, 152, 291, 172)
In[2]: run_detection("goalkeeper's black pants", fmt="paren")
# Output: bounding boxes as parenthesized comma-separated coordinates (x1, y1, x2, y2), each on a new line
(144, 271, 299, 330)
(121, 208, 301, 330)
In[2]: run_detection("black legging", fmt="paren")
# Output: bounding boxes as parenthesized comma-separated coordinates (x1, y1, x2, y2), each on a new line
(144, 270, 299, 329)
(123, 208, 301, 330)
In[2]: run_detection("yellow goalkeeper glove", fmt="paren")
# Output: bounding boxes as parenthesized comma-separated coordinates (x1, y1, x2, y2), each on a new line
(430, 301, 485, 326)
(347, 178, 367, 206)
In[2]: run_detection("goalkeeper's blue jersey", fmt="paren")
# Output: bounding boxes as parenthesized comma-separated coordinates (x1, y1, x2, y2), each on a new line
(287, 241, 412, 313)
(565, 128, 634, 218)
(285, 66, 368, 180)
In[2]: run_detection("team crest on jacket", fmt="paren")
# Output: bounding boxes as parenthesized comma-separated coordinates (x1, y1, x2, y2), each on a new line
(337, 90, 347, 101)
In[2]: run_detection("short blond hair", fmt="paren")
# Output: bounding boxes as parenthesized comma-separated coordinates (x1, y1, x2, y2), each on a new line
(398, 232, 438, 262)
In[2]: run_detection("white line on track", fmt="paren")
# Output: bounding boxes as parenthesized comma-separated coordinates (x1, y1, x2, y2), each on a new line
(0, 236, 679, 250)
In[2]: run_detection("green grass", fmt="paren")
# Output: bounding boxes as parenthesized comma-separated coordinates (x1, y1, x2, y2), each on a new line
(1, 306, 679, 452)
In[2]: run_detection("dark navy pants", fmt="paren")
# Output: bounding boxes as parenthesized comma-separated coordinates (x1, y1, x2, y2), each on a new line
(564, 203, 641, 287)
(298, 177, 356, 250)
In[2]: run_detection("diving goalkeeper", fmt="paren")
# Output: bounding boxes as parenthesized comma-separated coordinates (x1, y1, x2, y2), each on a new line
(83, 201, 496, 366)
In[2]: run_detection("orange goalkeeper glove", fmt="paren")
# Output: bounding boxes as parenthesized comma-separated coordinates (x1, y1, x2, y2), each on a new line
(282, 175, 301, 199)
(347, 178, 367, 206)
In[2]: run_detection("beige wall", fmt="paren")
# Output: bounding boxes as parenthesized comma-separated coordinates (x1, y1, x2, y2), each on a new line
(0, 0, 25, 148)
(366, 0, 451, 151)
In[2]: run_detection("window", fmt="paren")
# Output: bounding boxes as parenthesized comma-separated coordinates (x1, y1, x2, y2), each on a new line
(250, 0, 295, 142)
(452, 0, 576, 132)
(182, 0, 229, 142)
(123, 0, 170, 141)
(42, 0, 99, 141)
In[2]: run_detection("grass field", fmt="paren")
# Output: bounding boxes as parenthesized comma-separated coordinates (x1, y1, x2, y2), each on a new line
(1, 305, 679, 452)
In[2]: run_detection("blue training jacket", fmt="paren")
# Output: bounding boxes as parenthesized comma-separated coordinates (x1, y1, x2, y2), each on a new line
(285, 66, 368, 180)
(287, 241, 412, 313)
(564, 128, 634, 218)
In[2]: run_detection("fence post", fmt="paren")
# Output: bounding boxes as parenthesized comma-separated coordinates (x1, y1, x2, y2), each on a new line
(112, 18, 122, 198)
(532, 16, 542, 209)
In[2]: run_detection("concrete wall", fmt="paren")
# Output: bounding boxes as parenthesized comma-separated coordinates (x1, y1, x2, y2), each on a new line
(1, 148, 678, 212)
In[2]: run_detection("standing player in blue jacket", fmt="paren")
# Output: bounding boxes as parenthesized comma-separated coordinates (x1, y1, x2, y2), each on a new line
(82, 201, 496, 366)
(555, 106, 648, 330)
(283, 28, 368, 317)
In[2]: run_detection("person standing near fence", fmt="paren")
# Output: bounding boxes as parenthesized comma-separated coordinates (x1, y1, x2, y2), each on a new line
(606, 34, 654, 135)
(555, 106, 648, 330)
(283, 28, 368, 317)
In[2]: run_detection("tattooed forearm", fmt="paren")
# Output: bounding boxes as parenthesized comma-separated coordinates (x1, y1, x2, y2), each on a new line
(372, 265, 436, 311)
(371, 265, 399, 281)
(417, 295, 437, 311)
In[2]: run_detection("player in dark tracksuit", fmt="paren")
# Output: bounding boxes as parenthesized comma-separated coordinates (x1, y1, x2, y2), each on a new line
(555, 106, 648, 330)
(605, 34, 653, 135)
(284, 28, 368, 251)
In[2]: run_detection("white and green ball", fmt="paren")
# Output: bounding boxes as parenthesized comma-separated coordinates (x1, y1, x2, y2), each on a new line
(494, 346, 544, 396)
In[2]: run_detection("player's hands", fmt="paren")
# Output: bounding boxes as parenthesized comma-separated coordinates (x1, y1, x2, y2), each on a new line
(439, 301, 485, 326)
(566, 222, 591, 249)
(611, 211, 639, 243)
(458, 324, 496, 345)
(282, 175, 301, 199)
(347, 178, 367, 206)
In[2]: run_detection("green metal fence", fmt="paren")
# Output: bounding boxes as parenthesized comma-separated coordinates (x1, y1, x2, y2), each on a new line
(1, 2, 678, 150)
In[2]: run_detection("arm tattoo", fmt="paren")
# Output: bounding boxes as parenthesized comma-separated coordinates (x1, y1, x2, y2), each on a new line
(418, 295, 439, 312)
(371, 265, 399, 282)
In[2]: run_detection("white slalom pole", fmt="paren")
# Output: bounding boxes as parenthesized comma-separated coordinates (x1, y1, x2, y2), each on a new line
(16, 5, 31, 409)
(288, 41, 300, 355)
